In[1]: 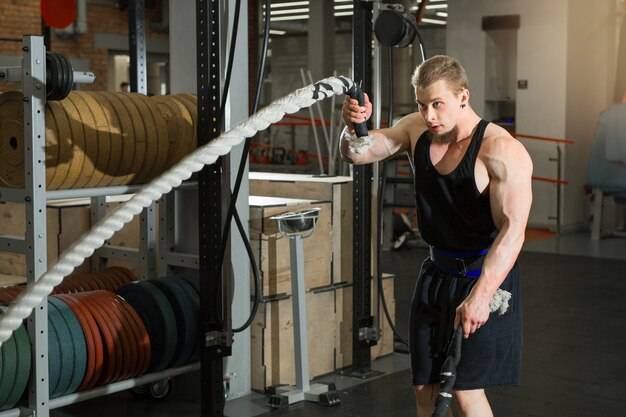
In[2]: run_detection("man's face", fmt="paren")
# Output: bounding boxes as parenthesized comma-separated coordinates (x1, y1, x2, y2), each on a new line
(415, 80, 465, 144)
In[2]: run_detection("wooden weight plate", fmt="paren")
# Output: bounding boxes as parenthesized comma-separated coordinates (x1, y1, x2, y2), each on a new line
(57, 93, 87, 190)
(71, 92, 109, 188)
(91, 292, 137, 382)
(92, 92, 134, 187)
(91, 92, 137, 185)
(54, 293, 104, 391)
(118, 93, 156, 185)
(114, 93, 151, 184)
(75, 292, 119, 386)
(46, 97, 75, 190)
(106, 92, 146, 186)
(172, 94, 198, 150)
(141, 94, 170, 180)
(48, 296, 88, 396)
(152, 96, 193, 169)
(63, 92, 96, 189)
(0, 91, 25, 188)
(42, 100, 63, 189)
(82, 91, 116, 187)
(116, 295, 151, 376)
(84, 92, 121, 187)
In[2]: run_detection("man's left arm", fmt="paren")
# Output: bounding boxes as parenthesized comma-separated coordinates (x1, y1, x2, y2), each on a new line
(456, 136, 533, 339)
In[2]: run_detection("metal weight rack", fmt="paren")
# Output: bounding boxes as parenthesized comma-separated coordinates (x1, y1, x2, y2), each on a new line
(0, 35, 202, 417)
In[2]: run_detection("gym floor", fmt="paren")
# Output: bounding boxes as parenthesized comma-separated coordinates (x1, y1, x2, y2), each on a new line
(51, 230, 626, 417)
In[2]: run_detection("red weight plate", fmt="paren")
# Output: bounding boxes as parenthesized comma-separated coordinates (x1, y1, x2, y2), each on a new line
(53, 294, 103, 391)
(114, 294, 151, 376)
(99, 270, 125, 291)
(106, 266, 137, 284)
(74, 292, 118, 386)
(95, 292, 138, 381)
(89, 272, 115, 292)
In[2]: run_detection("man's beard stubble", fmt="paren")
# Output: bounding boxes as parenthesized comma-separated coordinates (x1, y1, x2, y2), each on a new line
(426, 125, 458, 145)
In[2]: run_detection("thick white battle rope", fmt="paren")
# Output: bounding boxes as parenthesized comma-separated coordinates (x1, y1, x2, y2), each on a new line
(0, 76, 357, 347)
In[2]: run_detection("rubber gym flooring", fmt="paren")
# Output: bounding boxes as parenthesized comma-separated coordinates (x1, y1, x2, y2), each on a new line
(51, 242, 626, 417)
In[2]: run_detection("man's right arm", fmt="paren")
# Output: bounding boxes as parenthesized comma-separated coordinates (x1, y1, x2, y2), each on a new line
(340, 94, 417, 165)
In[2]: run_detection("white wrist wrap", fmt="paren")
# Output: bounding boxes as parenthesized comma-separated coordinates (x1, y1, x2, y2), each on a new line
(342, 128, 375, 154)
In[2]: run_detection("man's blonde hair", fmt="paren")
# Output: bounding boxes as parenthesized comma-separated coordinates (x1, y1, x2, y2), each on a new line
(411, 55, 469, 94)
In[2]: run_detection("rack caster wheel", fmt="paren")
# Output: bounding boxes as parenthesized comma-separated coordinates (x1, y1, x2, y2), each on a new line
(319, 390, 341, 407)
(146, 378, 172, 400)
(129, 378, 172, 400)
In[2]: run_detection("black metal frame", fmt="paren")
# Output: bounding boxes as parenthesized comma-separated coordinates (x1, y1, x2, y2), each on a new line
(128, 0, 147, 94)
(350, 0, 377, 377)
(197, 1, 230, 416)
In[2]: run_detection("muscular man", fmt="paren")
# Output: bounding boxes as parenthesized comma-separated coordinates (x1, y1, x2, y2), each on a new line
(341, 55, 532, 417)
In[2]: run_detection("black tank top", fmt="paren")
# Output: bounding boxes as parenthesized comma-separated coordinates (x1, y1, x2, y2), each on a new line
(413, 119, 497, 251)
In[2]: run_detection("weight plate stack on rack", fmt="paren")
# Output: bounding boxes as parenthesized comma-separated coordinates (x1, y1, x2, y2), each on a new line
(73, 291, 119, 386)
(0, 91, 59, 188)
(149, 277, 196, 366)
(48, 296, 88, 396)
(47, 299, 67, 398)
(116, 281, 177, 372)
(54, 293, 104, 391)
(152, 95, 196, 170)
(0, 309, 31, 410)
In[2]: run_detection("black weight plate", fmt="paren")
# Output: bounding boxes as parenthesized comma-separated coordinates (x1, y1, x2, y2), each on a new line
(116, 281, 177, 372)
(148, 278, 195, 366)
(166, 276, 200, 362)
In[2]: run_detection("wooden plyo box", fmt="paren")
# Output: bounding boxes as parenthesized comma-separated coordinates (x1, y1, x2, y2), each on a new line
(249, 196, 332, 296)
(0, 196, 143, 281)
(249, 172, 353, 285)
(250, 288, 336, 391)
(335, 273, 396, 370)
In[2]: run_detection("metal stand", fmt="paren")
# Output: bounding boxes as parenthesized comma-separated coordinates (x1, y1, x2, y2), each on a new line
(267, 209, 340, 408)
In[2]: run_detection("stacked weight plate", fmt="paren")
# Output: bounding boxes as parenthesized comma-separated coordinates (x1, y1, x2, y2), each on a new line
(0, 266, 136, 303)
(0, 90, 186, 189)
(0, 306, 31, 411)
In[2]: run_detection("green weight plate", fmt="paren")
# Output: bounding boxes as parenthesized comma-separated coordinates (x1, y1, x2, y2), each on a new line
(48, 299, 74, 398)
(47, 304, 62, 397)
(180, 274, 200, 296)
(49, 296, 87, 395)
(149, 278, 196, 366)
(2, 321, 30, 411)
(0, 306, 16, 409)
(116, 281, 177, 372)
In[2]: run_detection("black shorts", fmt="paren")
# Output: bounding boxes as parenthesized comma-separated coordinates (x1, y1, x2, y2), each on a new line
(409, 258, 523, 390)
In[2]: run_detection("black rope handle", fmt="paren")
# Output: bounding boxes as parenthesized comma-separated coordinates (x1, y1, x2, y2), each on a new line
(432, 324, 463, 417)
(347, 84, 369, 138)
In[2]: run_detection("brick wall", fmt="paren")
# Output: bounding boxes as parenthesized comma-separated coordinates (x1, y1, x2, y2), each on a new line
(0, 0, 168, 92)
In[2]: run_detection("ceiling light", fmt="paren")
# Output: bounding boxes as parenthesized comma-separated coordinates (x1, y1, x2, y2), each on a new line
(436, 12, 448, 17)
(334, 4, 353, 10)
(334, 11, 353, 17)
(270, 14, 309, 22)
(425, 4, 448, 9)
(421, 18, 447, 25)
(269, 1, 309, 8)
(269, 29, 287, 35)
(270, 8, 309, 15)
